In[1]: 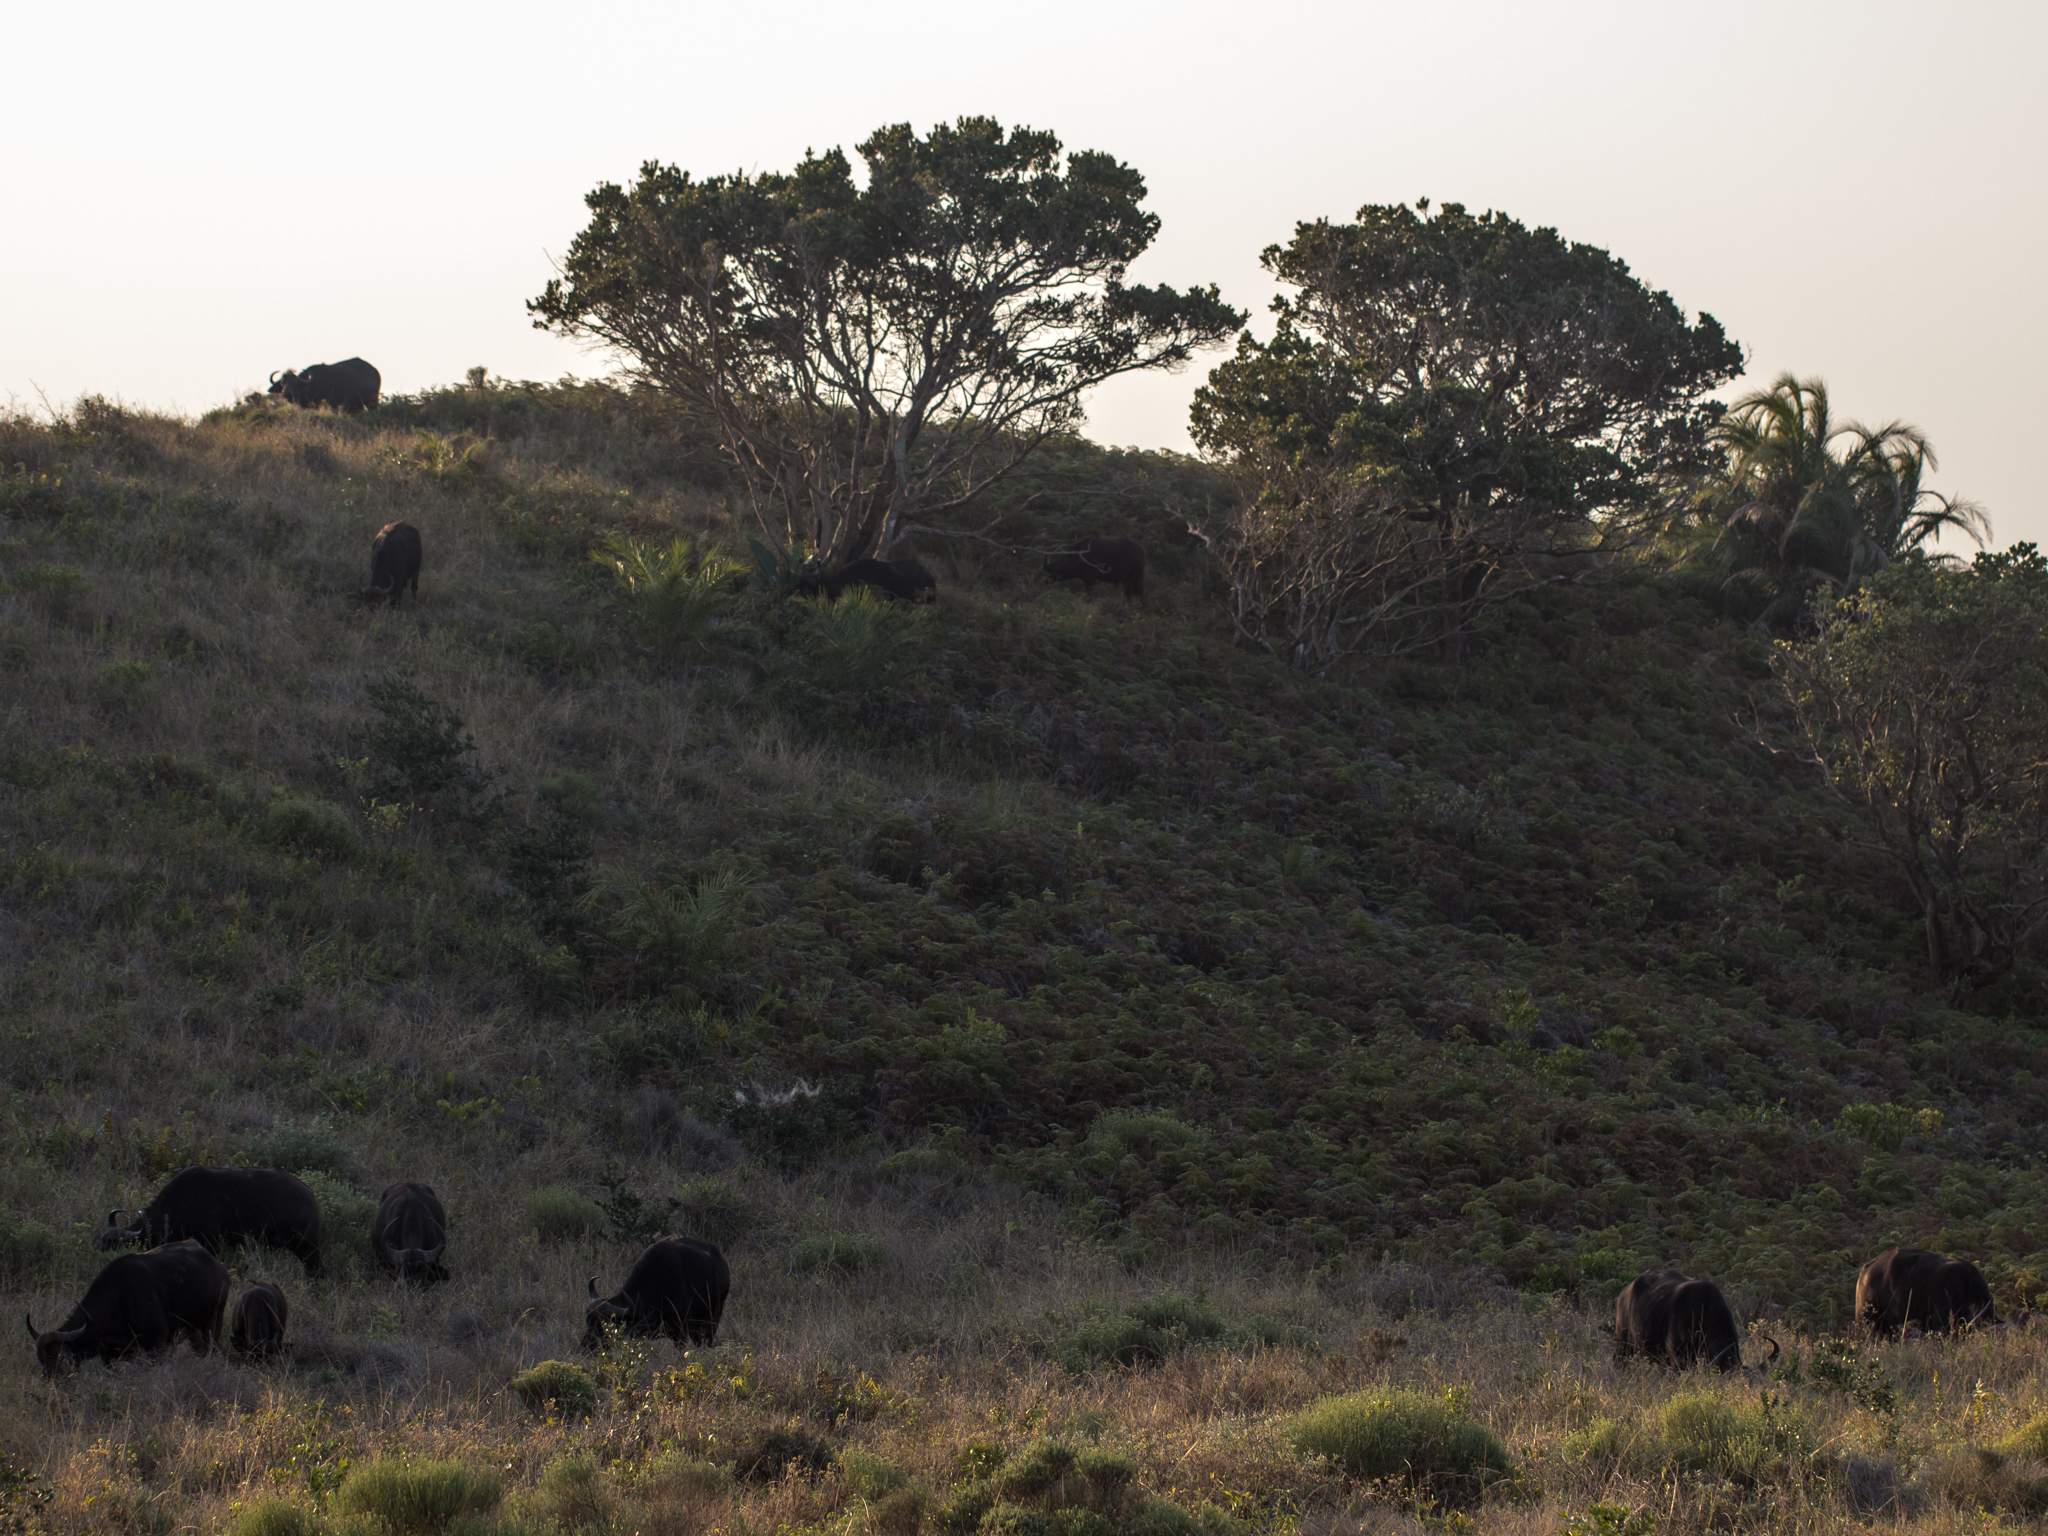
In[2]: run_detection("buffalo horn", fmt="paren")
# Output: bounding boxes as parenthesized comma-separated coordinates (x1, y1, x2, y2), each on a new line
(587, 1277, 599, 1298)
(107, 1209, 121, 1227)
(56, 1322, 86, 1343)
(269, 371, 281, 385)
(23, 1313, 36, 1341)
(1762, 1336, 1781, 1362)
(424, 1243, 444, 1263)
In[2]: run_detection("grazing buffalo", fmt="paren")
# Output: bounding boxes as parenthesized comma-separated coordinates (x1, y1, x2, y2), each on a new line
(1042, 537, 1145, 599)
(582, 1237, 729, 1350)
(362, 521, 422, 606)
(102, 1167, 323, 1278)
(804, 557, 933, 603)
(372, 1182, 449, 1284)
(1856, 1247, 1997, 1337)
(1614, 1268, 1778, 1374)
(26, 1240, 230, 1376)
(268, 357, 381, 412)
(883, 557, 937, 603)
(230, 1281, 289, 1358)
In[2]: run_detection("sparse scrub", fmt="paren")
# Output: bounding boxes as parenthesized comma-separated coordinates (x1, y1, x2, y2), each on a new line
(245, 1118, 362, 1182)
(262, 796, 362, 861)
(789, 1231, 888, 1276)
(297, 1169, 376, 1278)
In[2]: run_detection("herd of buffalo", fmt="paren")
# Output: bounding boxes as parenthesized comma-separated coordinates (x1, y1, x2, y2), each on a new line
(19, 1164, 2001, 1381)
(24, 1165, 728, 1375)
(48, 371, 1971, 1392)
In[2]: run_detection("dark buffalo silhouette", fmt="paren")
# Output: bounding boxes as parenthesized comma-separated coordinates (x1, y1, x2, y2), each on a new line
(362, 521, 422, 606)
(26, 1240, 230, 1376)
(372, 1182, 449, 1284)
(1614, 1269, 1778, 1373)
(102, 1167, 323, 1277)
(582, 1237, 729, 1350)
(808, 557, 932, 603)
(1042, 537, 1145, 599)
(1857, 1246, 1997, 1337)
(230, 1280, 289, 1358)
(268, 357, 381, 412)
(882, 557, 937, 602)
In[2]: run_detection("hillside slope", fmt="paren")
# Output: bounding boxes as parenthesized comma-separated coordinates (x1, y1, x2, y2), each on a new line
(3, 386, 2043, 1316)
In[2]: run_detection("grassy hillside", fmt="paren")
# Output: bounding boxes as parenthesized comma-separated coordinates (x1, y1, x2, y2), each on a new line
(2, 382, 2045, 1534)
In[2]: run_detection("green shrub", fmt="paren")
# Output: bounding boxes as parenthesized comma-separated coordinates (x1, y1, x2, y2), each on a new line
(246, 1118, 361, 1181)
(878, 1146, 969, 1183)
(534, 1455, 611, 1528)
(1561, 1416, 1633, 1469)
(510, 1360, 598, 1419)
(224, 1498, 321, 1536)
(1287, 1388, 1513, 1493)
(638, 1456, 728, 1498)
(263, 797, 361, 861)
(673, 1176, 763, 1247)
(1085, 1111, 1204, 1161)
(337, 1459, 502, 1533)
(297, 1170, 376, 1279)
(1652, 1391, 1813, 1485)
(839, 1449, 909, 1501)
(2001, 1411, 2048, 1462)
(790, 1231, 888, 1276)
(0, 1208, 59, 1283)
(528, 1186, 603, 1244)
(356, 675, 499, 823)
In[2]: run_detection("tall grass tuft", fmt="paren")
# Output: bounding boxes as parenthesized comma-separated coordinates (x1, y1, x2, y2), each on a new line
(337, 1459, 502, 1533)
(1287, 1387, 1512, 1495)
(297, 1170, 377, 1279)
(576, 862, 762, 998)
(528, 1186, 603, 1244)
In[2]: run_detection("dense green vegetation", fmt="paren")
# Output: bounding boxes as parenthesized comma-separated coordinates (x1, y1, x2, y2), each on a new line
(0, 376, 2039, 1533)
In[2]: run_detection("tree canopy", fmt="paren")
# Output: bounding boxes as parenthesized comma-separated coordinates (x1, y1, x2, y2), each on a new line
(530, 117, 1244, 565)
(1186, 201, 1742, 671)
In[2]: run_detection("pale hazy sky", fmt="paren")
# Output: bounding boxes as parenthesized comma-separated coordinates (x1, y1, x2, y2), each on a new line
(6, 2, 2042, 547)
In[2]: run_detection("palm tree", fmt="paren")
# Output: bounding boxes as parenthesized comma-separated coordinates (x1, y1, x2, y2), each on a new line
(1705, 374, 1988, 627)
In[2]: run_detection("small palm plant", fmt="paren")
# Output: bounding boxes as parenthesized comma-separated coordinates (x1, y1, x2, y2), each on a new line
(576, 862, 763, 998)
(1703, 374, 1988, 627)
(592, 531, 747, 660)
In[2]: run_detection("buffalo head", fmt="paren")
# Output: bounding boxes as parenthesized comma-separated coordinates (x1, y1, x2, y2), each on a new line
(25, 1310, 87, 1377)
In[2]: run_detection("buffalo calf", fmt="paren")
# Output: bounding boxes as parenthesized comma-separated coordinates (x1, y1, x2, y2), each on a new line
(27, 1240, 230, 1376)
(230, 1281, 289, 1358)
(583, 1237, 729, 1349)
(1857, 1246, 1997, 1336)
(363, 521, 422, 606)
(1043, 537, 1145, 599)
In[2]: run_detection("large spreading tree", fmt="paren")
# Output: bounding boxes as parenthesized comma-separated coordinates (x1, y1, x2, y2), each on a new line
(531, 117, 1244, 566)
(1190, 201, 1743, 672)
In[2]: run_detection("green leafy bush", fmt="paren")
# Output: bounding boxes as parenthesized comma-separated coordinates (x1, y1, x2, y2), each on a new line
(337, 1459, 502, 1533)
(790, 1231, 887, 1276)
(1287, 1387, 1513, 1494)
(0, 1208, 59, 1283)
(297, 1170, 376, 1279)
(533, 1454, 612, 1527)
(356, 674, 499, 823)
(263, 797, 361, 862)
(225, 1499, 321, 1536)
(511, 1360, 598, 1419)
(1652, 1391, 1813, 1486)
(246, 1118, 361, 1182)
(838, 1449, 910, 1501)
(528, 1187, 603, 1244)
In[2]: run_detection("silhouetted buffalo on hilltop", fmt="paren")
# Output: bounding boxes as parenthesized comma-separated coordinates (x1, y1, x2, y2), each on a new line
(1614, 1268, 1777, 1374)
(363, 521, 422, 606)
(1857, 1246, 1997, 1336)
(582, 1237, 729, 1349)
(372, 1182, 448, 1284)
(27, 1240, 229, 1375)
(269, 357, 381, 412)
(1043, 537, 1144, 599)
(102, 1167, 323, 1277)
(230, 1280, 289, 1358)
